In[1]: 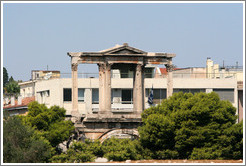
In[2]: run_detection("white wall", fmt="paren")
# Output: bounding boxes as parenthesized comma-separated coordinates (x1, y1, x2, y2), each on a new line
(32, 77, 237, 115)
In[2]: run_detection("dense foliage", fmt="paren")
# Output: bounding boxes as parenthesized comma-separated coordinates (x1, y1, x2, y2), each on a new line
(5, 78, 20, 95)
(139, 92, 243, 160)
(51, 138, 145, 162)
(4, 92, 243, 163)
(3, 67, 8, 87)
(22, 101, 75, 148)
(50, 139, 102, 162)
(102, 137, 143, 161)
(3, 116, 54, 163)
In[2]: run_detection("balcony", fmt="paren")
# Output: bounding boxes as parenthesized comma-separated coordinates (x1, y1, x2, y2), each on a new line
(59, 72, 236, 79)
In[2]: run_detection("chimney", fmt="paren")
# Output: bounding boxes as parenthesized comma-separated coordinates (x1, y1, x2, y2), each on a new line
(18, 96, 22, 105)
(11, 96, 15, 106)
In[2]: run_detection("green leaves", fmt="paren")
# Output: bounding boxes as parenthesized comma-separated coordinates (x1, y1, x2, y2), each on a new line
(50, 140, 100, 163)
(139, 92, 242, 160)
(24, 101, 75, 148)
(5, 79, 20, 95)
(3, 116, 54, 163)
(3, 67, 9, 87)
(102, 137, 141, 161)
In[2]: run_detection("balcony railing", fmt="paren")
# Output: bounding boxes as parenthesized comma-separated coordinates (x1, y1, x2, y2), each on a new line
(59, 72, 236, 79)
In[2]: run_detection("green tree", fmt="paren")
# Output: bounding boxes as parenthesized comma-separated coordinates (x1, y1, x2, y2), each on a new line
(139, 92, 242, 159)
(5, 78, 20, 95)
(3, 116, 54, 163)
(22, 102, 75, 148)
(9, 76, 14, 82)
(3, 67, 8, 87)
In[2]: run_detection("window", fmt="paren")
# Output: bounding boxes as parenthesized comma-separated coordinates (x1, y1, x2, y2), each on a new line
(213, 89, 234, 103)
(121, 68, 129, 78)
(146, 89, 166, 104)
(144, 68, 154, 78)
(47, 90, 50, 97)
(37, 90, 50, 104)
(122, 89, 133, 104)
(120, 68, 134, 78)
(92, 89, 99, 104)
(78, 89, 84, 102)
(63, 88, 72, 102)
(174, 89, 205, 94)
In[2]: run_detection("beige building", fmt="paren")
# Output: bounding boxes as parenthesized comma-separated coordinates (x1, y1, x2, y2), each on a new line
(32, 70, 60, 80)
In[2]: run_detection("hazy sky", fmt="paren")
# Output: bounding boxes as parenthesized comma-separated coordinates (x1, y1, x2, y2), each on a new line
(3, 2, 243, 81)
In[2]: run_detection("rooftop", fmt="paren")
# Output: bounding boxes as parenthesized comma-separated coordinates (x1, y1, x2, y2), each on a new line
(3, 96, 35, 110)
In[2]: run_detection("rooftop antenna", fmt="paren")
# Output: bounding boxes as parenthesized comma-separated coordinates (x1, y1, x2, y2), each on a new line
(221, 60, 225, 69)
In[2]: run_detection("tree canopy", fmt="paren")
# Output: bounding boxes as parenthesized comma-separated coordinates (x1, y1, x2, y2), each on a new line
(3, 116, 54, 163)
(22, 101, 75, 148)
(3, 67, 8, 87)
(5, 77, 20, 95)
(139, 92, 243, 160)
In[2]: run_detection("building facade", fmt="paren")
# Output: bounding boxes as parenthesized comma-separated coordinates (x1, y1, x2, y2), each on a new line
(16, 44, 242, 140)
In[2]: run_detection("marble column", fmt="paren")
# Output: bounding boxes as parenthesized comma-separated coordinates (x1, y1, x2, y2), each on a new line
(98, 63, 105, 113)
(105, 63, 112, 112)
(165, 60, 174, 98)
(98, 63, 112, 114)
(71, 63, 79, 116)
(133, 64, 144, 113)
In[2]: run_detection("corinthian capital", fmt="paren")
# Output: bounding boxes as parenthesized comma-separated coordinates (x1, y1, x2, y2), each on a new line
(72, 63, 78, 71)
(136, 64, 144, 72)
(165, 64, 174, 72)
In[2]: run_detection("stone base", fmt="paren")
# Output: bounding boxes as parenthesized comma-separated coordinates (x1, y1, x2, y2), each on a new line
(85, 113, 141, 122)
(71, 111, 80, 117)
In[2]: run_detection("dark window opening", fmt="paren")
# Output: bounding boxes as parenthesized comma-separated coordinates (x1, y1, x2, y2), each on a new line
(122, 89, 133, 104)
(78, 88, 84, 102)
(92, 89, 99, 104)
(213, 89, 234, 103)
(63, 88, 72, 102)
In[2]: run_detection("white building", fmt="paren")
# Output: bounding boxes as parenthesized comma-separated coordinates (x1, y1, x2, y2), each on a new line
(19, 67, 240, 120)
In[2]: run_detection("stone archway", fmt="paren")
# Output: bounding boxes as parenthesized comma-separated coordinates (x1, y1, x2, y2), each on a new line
(98, 129, 139, 143)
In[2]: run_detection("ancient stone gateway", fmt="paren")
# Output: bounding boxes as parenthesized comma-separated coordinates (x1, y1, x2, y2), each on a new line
(67, 43, 176, 140)
(98, 129, 139, 143)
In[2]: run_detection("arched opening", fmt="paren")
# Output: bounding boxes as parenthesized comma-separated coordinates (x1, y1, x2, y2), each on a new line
(98, 129, 139, 143)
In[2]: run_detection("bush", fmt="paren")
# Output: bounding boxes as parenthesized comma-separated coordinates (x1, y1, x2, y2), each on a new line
(102, 137, 142, 161)
(50, 139, 101, 163)
(50, 141, 96, 163)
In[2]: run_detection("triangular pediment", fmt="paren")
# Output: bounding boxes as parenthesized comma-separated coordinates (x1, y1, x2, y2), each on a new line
(109, 48, 141, 54)
(100, 44, 146, 55)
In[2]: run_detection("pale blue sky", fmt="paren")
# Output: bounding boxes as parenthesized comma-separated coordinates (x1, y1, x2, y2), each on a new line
(3, 3, 243, 81)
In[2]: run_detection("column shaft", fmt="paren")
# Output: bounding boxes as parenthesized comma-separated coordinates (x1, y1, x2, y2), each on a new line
(166, 60, 173, 98)
(105, 63, 112, 112)
(133, 64, 144, 113)
(98, 64, 105, 112)
(71, 63, 78, 116)
(98, 63, 112, 114)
